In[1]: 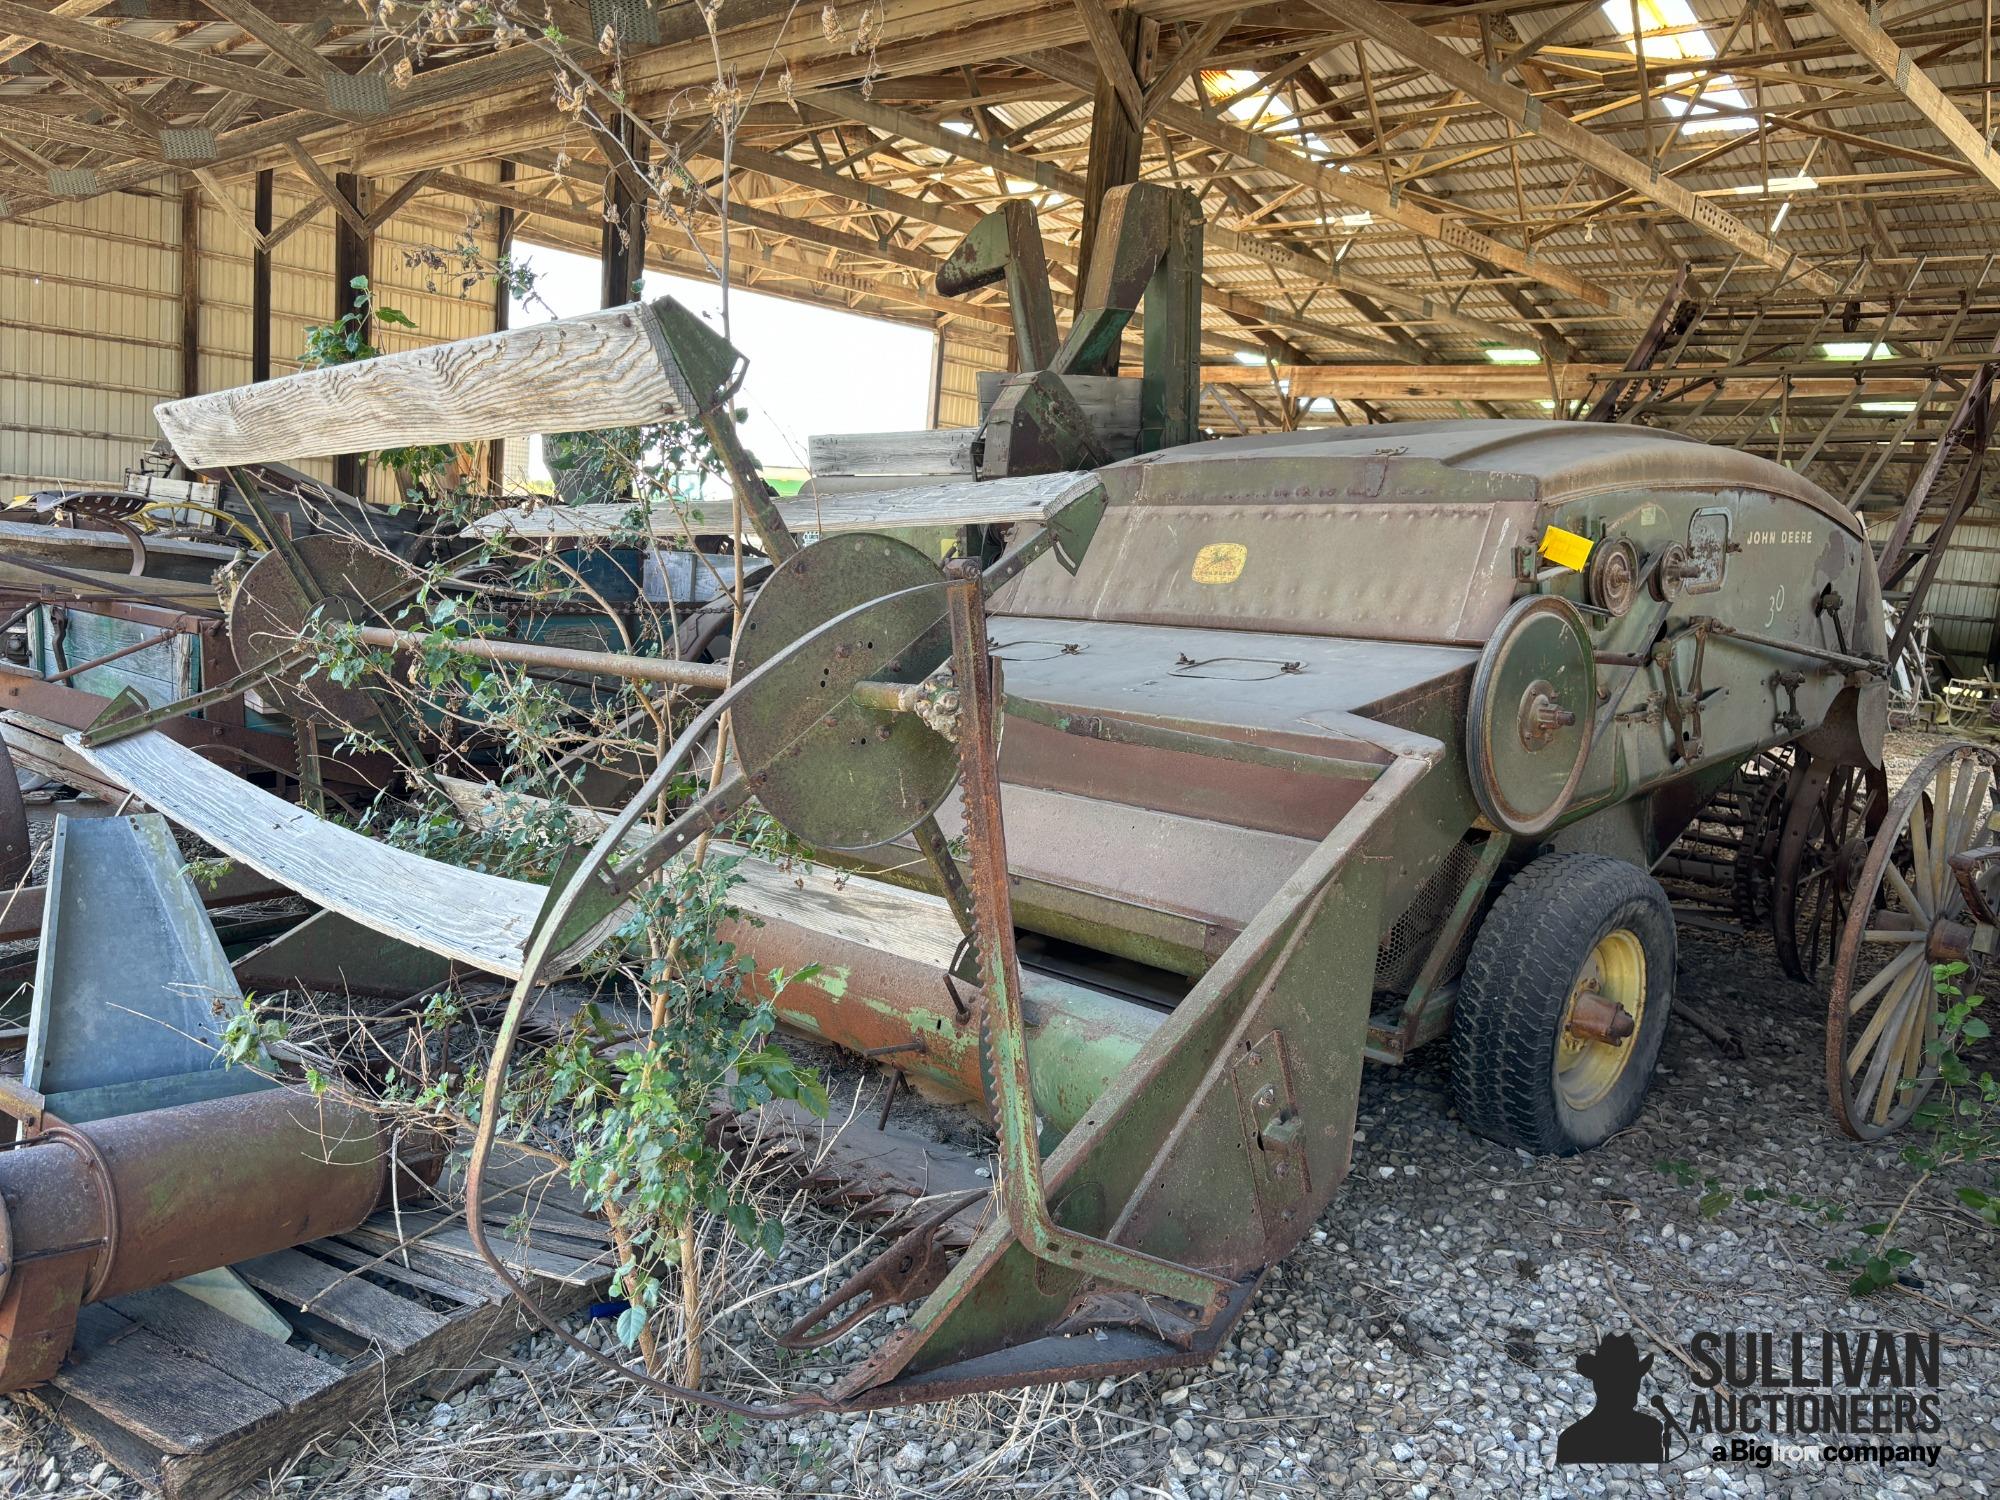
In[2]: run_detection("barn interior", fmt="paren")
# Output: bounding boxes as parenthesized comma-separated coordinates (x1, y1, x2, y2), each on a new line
(3, 1, 2000, 1494)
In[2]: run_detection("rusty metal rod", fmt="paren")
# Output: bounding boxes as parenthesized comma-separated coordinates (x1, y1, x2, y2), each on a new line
(351, 625, 731, 690)
(38, 627, 180, 685)
(351, 624, 924, 713)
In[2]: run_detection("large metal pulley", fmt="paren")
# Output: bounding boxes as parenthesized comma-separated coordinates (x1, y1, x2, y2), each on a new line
(1466, 594, 1597, 837)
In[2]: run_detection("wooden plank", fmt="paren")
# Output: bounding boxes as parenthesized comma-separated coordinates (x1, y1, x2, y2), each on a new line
(0, 558, 219, 611)
(9, 108, 155, 157)
(0, 0, 115, 70)
(153, 1287, 580, 1496)
(152, 300, 687, 468)
(363, 168, 437, 232)
(342, 1232, 521, 1299)
(1071, 0, 1146, 128)
(1197, 362, 1940, 402)
(712, 141, 1406, 361)
(53, 1304, 283, 1455)
(311, 1236, 495, 1307)
(259, 195, 322, 253)
(467, 468, 1095, 543)
(343, 1214, 609, 1286)
(32, 1239, 601, 1500)
(820, 67, 1615, 317)
(193, 165, 268, 250)
(112, 1287, 342, 1406)
(2, 713, 132, 802)
(196, 0, 335, 81)
(427, 169, 1020, 335)
(281, 142, 370, 240)
(809, 428, 975, 477)
(73, 729, 544, 977)
(442, 780, 965, 972)
(235, 1248, 448, 1350)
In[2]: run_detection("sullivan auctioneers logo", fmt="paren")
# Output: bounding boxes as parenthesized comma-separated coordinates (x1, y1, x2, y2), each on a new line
(1555, 1329, 1944, 1470)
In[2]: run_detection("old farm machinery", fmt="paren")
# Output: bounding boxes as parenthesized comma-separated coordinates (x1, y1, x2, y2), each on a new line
(2, 187, 1985, 1406)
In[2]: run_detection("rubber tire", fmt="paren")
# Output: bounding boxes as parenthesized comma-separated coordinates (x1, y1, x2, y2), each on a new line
(1450, 852, 1676, 1155)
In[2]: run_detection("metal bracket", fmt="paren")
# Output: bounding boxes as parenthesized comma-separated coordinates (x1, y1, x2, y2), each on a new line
(1232, 1031, 1307, 1230)
(944, 564, 1231, 1315)
(1771, 669, 1806, 735)
(0, 1078, 46, 1136)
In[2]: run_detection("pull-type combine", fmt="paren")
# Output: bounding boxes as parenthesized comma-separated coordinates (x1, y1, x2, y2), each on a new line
(15, 195, 1890, 1411)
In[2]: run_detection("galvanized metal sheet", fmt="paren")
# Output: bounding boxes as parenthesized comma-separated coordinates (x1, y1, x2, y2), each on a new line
(25, 813, 248, 1107)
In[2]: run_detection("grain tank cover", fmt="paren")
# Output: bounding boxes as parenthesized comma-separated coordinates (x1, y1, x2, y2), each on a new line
(996, 420, 1864, 646)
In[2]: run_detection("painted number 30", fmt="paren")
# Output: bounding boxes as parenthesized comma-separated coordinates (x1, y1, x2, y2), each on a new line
(1765, 584, 1786, 628)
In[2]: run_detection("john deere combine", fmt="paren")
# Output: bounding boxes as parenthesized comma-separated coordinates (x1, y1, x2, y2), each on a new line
(2, 186, 1896, 1411)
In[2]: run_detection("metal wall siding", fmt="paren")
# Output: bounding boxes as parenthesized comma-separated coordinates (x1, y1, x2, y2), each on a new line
(2, 185, 183, 489)
(5, 175, 504, 493)
(935, 323, 1001, 430)
(1872, 518, 2000, 664)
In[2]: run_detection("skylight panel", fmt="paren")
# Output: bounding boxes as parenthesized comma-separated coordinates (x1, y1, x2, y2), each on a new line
(1599, 0, 1754, 134)
(1201, 69, 1337, 160)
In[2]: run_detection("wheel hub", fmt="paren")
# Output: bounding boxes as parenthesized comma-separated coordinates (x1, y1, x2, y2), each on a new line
(1926, 916, 1978, 966)
(1555, 930, 1646, 1111)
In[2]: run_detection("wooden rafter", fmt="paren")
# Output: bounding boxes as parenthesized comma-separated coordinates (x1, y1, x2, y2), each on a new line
(1023, 46, 1628, 313)
(1804, 0, 2000, 200)
(283, 141, 370, 239)
(1314, 0, 1842, 298)
(0, 0, 354, 118)
(196, 0, 337, 82)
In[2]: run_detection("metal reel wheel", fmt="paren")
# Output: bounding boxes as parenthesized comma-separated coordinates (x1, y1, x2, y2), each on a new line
(1772, 757, 1888, 983)
(1827, 742, 2000, 1139)
(0, 739, 29, 889)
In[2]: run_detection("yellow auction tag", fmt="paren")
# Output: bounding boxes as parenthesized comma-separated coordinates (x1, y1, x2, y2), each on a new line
(1539, 525, 1594, 572)
(1191, 542, 1248, 585)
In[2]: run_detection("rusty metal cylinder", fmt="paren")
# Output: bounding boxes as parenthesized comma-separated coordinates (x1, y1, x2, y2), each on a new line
(0, 1087, 440, 1388)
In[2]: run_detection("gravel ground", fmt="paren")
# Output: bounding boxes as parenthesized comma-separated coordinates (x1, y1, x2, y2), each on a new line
(4, 733, 1999, 1498)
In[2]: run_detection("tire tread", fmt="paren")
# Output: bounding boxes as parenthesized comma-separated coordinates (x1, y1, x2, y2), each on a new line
(1450, 853, 1674, 1154)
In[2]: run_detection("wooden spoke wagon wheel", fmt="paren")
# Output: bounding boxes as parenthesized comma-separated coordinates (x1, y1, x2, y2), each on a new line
(1827, 742, 2000, 1140)
(1773, 757, 1889, 983)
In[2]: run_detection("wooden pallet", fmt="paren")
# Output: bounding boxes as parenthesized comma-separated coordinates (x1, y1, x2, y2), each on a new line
(18, 1167, 612, 1500)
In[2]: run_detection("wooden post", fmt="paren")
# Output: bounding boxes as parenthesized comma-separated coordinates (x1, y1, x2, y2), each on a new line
(1075, 13, 1154, 290)
(332, 170, 372, 499)
(600, 117, 648, 308)
(178, 187, 200, 399)
(250, 169, 272, 383)
(489, 159, 517, 491)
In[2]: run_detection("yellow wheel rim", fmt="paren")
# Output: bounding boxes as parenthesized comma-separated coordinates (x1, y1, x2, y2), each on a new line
(1555, 929, 1647, 1111)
